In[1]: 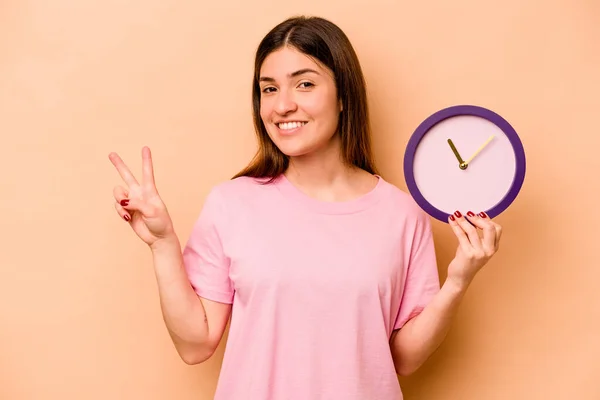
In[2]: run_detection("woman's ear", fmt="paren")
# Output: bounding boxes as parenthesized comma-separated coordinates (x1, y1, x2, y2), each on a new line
(339, 99, 343, 112)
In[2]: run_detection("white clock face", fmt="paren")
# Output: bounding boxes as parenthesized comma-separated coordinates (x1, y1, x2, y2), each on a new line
(412, 115, 517, 214)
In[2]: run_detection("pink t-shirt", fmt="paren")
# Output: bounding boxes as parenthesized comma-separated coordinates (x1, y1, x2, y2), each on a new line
(182, 174, 440, 400)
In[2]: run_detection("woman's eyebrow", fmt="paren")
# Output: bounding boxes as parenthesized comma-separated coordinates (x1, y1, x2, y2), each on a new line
(259, 68, 320, 83)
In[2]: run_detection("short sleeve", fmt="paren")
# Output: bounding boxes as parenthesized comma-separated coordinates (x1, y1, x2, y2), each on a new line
(393, 212, 440, 330)
(182, 187, 234, 304)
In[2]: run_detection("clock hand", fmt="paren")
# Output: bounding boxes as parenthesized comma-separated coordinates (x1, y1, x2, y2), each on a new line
(447, 139, 468, 170)
(465, 135, 495, 165)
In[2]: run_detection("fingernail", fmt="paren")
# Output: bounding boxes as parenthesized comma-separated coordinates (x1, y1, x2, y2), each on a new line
(449, 214, 455, 221)
(479, 212, 487, 218)
(124, 215, 130, 221)
(467, 211, 475, 217)
(120, 199, 129, 206)
(454, 211, 462, 218)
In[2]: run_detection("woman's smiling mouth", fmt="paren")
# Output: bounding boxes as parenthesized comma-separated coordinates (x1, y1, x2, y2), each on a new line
(276, 121, 307, 134)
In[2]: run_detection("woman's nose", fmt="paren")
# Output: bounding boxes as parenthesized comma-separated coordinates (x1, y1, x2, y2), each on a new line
(274, 90, 297, 114)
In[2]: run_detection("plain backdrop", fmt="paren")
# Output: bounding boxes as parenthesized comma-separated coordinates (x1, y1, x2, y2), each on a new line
(1, 0, 599, 399)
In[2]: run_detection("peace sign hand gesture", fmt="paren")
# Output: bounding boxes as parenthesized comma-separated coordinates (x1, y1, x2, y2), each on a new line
(109, 147, 175, 248)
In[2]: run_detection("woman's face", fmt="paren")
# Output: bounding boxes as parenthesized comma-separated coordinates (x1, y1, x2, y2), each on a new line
(258, 46, 342, 157)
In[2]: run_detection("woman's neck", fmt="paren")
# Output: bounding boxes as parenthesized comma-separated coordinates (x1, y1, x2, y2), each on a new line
(284, 141, 376, 203)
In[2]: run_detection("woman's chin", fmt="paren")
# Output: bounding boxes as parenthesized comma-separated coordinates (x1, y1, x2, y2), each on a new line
(277, 140, 335, 158)
(269, 130, 339, 158)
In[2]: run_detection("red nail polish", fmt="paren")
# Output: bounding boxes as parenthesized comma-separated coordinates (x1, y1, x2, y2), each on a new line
(479, 212, 487, 218)
(454, 211, 462, 218)
(449, 214, 455, 221)
(120, 199, 129, 206)
(124, 215, 130, 221)
(467, 211, 475, 217)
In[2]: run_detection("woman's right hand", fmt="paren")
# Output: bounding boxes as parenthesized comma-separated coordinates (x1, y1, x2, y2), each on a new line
(109, 146, 175, 248)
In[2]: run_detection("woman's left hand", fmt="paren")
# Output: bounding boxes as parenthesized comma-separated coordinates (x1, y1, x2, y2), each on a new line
(446, 210, 502, 289)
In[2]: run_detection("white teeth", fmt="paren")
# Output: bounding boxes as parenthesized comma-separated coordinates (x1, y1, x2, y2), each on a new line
(277, 121, 306, 130)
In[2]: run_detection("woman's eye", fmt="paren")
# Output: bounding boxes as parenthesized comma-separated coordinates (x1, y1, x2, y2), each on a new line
(299, 82, 314, 88)
(262, 87, 276, 93)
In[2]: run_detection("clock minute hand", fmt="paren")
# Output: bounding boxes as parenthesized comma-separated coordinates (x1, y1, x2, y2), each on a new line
(465, 135, 495, 165)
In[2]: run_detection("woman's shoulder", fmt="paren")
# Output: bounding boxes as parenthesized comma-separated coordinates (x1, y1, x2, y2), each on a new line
(203, 174, 281, 208)
(210, 175, 277, 195)
(377, 176, 431, 224)
(378, 176, 419, 207)
(196, 175, 280, 224)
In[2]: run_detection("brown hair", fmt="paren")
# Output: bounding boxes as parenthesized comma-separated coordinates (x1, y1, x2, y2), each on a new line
(232, 15, 378, 181)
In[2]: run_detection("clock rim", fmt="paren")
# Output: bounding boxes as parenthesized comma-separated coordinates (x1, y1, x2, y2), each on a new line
(403, 104, 526, 223)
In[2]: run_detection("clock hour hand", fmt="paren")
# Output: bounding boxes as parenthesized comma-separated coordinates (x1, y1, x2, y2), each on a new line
(465, 135, 495, 165)
(447, 139, 468, 170)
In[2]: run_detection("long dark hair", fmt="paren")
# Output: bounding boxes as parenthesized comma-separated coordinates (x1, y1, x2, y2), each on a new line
(232, 16, 378, 180)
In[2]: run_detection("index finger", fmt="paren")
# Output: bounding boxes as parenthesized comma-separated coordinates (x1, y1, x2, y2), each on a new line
(142, 146, 156, 188)
(465, 212, 496, 252)
(108, 152, 139, 187)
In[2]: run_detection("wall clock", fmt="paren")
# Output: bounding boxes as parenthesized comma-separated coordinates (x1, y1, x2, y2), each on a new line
(403, 105, 526, 223)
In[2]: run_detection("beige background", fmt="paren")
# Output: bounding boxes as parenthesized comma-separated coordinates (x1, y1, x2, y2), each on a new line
(2, 0, 599, 399)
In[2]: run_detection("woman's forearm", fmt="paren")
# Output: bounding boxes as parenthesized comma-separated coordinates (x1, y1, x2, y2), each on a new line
(390, 277, 469, 376)
(150, 235, 214, 363)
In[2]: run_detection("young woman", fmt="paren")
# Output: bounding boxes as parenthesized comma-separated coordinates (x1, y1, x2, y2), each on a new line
(109, 15, 502, 400)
